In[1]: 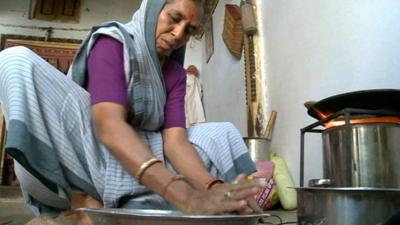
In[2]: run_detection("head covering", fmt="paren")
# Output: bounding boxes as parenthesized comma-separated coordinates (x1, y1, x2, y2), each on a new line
(69, 0, 186, 131)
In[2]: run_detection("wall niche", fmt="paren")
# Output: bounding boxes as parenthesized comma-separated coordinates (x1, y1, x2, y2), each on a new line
(33, 0, 81, 22)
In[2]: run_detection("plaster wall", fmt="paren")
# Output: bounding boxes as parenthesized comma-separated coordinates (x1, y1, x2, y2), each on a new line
(260, 0, 400, 184)
(0, 0, 140, 40)
(185, 0, 248, 134)
(186, 0, 400, 184)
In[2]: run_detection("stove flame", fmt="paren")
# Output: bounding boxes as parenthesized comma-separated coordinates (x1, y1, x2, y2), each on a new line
(324, 116, 400, 128)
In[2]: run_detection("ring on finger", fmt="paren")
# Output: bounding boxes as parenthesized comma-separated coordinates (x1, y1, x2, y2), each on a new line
(224, 191, 232, 200)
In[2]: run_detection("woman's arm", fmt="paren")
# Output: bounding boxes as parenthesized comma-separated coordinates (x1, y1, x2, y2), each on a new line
(162, 127, 214, 190)
(87, 37, 185, 199)
(92, 102, 190, 207)
(92, 103, 260, 214)
(162, 61, 214, 190)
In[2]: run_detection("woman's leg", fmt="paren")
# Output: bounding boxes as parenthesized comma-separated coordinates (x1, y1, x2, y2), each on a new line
(187, 122, 256, 182)
(0, 46, 102, 216)
(14, 160, 70, 210)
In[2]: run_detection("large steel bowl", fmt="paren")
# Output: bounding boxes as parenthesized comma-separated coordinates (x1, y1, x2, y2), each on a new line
(296, 187, 400, 225)
(77, 208, 271, 225)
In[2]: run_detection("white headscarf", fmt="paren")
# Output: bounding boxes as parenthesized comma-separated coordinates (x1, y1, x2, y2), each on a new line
(69, 0, 172, 131)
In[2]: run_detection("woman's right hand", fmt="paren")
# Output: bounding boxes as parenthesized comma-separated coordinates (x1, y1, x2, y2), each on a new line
(183, 175, 265, 215)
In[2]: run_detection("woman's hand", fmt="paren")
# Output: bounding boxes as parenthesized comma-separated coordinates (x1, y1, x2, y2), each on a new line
(183, 175, 265, 215)
(233, 175, 264, 215)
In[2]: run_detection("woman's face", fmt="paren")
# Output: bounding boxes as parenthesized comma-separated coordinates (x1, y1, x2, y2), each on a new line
(156, 0, 203, 58)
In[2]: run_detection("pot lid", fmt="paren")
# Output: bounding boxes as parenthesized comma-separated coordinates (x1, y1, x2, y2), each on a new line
(307, 89, 400, 120)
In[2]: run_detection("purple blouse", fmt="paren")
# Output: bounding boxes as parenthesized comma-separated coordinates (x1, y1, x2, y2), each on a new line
(87, 35, 186, 129)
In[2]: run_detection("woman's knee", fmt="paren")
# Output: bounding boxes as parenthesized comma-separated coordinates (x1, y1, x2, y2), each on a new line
(222, 122, 235, 129)
(0, 46, 38, 67)
(0, 46, 39, 86)
(213, 122, 236, 132)
(1, 46, 35, 56)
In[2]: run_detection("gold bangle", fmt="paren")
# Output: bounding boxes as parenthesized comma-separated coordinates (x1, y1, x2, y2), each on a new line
(136, 157, 163, 184)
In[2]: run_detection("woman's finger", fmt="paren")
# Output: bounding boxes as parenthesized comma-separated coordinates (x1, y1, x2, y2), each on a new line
(202, 181, 262, 214)
(236, 205, 254, 215)
(229, 187, 260, 201)
(217, 190, 259, 214)
(246, 196, 263, 213)
(213, 185, 253, 202)
(219, 199, 248, 213)
(233, 174, 248, 183)
(230, 176, 268, 191)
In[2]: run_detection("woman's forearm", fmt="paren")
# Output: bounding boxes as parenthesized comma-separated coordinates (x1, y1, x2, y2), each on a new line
(95, 115, 153, 175)
(166, 141, 214, 189)
(163, 128, 215, 190)
(139, 162, 192, 209)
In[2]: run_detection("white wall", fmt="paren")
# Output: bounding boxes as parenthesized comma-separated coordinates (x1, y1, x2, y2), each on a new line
(184, 37, 203, 73)
(187, 0, 400, 185)
(185, 0, 248, 134)
(0, 0, 140, 40)
(260, 0, 400, 184)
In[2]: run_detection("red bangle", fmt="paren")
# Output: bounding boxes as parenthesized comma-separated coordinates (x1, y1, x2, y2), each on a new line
(205, 179, 224, 190)
(161, 175, 185, 198)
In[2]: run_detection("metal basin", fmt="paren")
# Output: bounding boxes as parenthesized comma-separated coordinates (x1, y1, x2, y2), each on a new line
(77, 208, 271, 225)
(296, 187, 400, 225)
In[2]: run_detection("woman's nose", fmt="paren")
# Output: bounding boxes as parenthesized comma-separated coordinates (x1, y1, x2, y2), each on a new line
(171, 23, 187, 42)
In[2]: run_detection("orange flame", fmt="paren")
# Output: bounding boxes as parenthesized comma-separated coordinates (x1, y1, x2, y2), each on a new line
(324, 116, 400, 128)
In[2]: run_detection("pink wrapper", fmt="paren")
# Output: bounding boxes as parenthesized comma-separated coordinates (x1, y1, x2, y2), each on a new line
(252, 161, 279, 210)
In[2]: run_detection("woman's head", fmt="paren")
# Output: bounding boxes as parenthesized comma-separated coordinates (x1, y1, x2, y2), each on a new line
(155, 0, 204, 59)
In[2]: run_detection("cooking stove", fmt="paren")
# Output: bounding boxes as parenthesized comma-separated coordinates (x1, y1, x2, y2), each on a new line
(300, 107, 400, 187)
(298, 107, 400, 225)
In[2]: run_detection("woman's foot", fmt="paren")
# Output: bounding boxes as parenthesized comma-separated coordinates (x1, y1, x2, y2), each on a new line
(69, 193, 102, 225)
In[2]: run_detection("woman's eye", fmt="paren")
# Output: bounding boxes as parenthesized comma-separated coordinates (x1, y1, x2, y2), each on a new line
(169, 14, 180, 23)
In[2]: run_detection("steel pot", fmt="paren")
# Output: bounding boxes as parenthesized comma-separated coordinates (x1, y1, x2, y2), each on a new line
(296, 187, 400, 225)
(322, 123, 400, 188)
(243, 137, 270, 162)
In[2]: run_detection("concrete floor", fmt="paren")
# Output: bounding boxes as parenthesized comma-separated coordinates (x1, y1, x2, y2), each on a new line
(0, 186, 33, 225)
(0, 186, 80, 225)
(0, 185, 297, 225)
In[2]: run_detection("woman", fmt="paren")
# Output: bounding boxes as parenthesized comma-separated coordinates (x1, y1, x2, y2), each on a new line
(0, 0, 263, 221)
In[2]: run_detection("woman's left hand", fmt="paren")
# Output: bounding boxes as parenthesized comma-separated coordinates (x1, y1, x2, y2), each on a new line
(210, 174, 264, 214)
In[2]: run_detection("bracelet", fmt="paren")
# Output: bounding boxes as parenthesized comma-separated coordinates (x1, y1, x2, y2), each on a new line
(205, 179, 224, 190)
(136, 157, 163, 184)
(161, 174, 185, 198)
